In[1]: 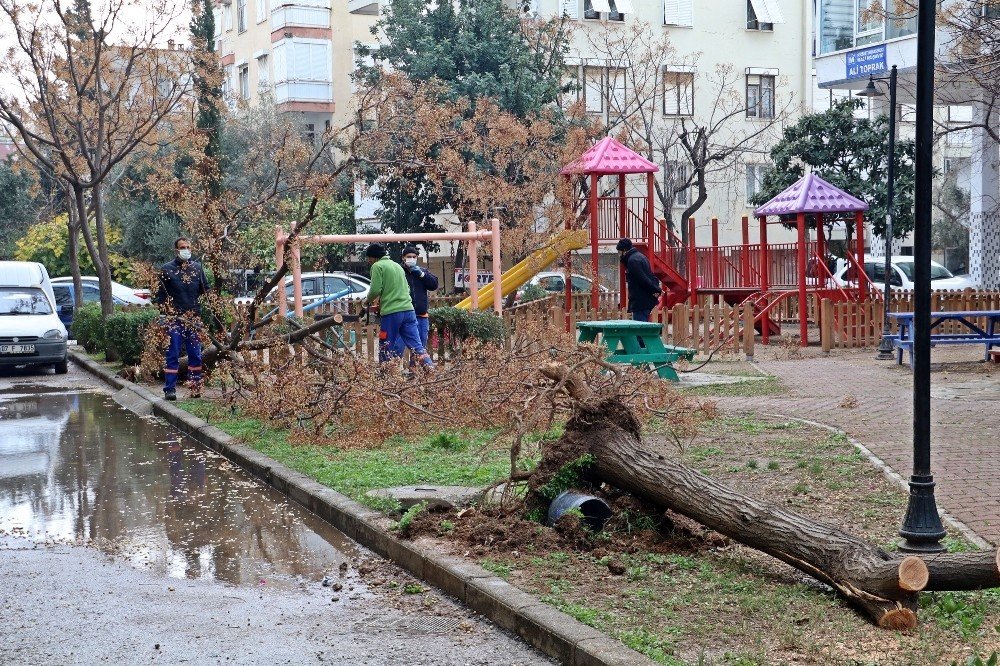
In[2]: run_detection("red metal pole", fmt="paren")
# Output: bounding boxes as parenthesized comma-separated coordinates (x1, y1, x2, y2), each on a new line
(741, 215, 749, 288)
(816, 212, 826, 289)
(711, 216, 720, 296)
(687, 217, 697, 305)
(589, 173, 599, 311)
(797, 212, 808, 346)
(759, 215, 770, 344)
(618, 174, 627, 310)
(275, 225, 287, 318)
(469, 219, 479, 310)
(491, 218, 502, 314)
(563, 175, 573, 313)
(856, 211, 868, 300)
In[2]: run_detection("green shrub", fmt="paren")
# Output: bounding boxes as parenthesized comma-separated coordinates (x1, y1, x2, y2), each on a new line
(519, 283, 549, 304)
(70, 303, 105, 353)
(104, 307, 161, 365)
(428, 306, 506, 345)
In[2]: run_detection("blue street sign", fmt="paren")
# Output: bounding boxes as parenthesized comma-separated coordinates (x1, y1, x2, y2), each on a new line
(846, 45, 887, 79)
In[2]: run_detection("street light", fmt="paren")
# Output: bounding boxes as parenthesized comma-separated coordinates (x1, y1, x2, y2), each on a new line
(899, 0, 946, 553)
(855, 65, 898, 361)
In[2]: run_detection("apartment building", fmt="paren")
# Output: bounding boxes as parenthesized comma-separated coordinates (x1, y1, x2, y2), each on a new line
(813, 0, 1000, 288)
(344, 0, 812, 251)
(214, 0, 376, 136)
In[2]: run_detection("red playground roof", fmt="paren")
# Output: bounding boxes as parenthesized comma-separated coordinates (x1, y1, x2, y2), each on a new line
(753, 172, 869, 216)
(560, 136, 659, 176)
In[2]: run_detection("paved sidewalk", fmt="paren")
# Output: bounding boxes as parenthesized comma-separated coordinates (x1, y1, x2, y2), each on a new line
(713, 346, 1000, 545)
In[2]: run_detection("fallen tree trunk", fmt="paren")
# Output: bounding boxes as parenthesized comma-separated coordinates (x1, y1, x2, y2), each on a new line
(539, 363, 1000, 629)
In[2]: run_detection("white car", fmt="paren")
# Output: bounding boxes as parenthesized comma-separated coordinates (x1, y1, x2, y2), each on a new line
(833, 256, 978, 292)
(235, 271, 370, 308)
(519, 272, 611, 299)
(0, 261, 69, 374)
(50, 276, 152, 304)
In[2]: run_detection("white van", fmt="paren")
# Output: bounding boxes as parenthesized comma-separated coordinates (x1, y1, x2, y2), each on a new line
(0, 261, 69, 374)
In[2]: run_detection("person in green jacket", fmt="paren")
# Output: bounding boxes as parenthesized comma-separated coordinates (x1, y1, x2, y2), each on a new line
(364, 243, 435, 368)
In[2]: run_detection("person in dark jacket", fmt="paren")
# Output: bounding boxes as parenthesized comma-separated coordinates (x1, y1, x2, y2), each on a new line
(155, 237, 210, 401)
(392, 244, 439, 358)
(617, 238, 662, 322)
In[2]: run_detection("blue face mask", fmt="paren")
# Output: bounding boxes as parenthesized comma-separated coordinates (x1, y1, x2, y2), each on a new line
(178, 249, 192, 261)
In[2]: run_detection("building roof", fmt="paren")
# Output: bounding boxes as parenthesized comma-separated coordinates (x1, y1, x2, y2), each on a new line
(753, 172, 869, 216)
(559, 136, 659, 176)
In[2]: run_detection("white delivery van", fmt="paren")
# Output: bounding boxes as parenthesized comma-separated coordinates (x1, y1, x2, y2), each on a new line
(0, 261, 69, 374)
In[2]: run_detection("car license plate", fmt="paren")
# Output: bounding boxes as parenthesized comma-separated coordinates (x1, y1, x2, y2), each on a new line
(0, 344, 35, 354)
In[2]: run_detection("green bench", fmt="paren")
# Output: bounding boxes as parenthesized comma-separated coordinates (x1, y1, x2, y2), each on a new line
(576, 319, 696, 381)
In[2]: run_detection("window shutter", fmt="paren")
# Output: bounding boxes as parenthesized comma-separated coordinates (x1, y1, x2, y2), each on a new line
(561, 0, 578, 20)
(663, 0, 692, 26)
(213, 8, 222, 37)
(256, 0, 266, 23)
(273, 42, 286, 83)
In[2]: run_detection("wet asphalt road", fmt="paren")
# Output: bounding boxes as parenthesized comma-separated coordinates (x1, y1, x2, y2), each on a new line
(0, 364, 553, 665)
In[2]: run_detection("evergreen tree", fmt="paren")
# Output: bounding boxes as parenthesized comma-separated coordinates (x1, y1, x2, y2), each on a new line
(751, 98, 915, 240)
(356, 0, 571, 238)
(190, 0, 223, 185)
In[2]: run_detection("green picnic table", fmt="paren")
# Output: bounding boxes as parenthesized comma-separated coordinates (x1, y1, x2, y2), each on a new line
(576, 319, 696, 381)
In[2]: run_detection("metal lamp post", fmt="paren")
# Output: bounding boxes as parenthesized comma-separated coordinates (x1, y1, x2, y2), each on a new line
(856, 66, 899, 360)
(899, 0, 946, 553)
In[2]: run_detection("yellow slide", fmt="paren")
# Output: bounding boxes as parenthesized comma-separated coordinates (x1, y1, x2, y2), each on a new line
(456, 229, 589, 310)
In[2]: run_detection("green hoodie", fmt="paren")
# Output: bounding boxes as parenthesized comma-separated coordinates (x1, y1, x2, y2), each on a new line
(366, 256, 414, 316)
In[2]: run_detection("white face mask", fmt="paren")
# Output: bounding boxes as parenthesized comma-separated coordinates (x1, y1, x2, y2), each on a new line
(178, 249, 192, 261)
(403, 258, 418, 267)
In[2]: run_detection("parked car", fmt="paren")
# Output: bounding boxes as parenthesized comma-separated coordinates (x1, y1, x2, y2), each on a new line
(50, 276, 151, 304)
(0, 261, 69, 374)
(234, 272, 370, 308)
(515, 272, 610, 303)
(51, 283, 132, 328)
(833, 256, 978, 292)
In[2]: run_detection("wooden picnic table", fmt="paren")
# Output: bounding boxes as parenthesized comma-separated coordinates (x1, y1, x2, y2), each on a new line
(888, 310, 1000, 367)
(576, 319, 695, 381)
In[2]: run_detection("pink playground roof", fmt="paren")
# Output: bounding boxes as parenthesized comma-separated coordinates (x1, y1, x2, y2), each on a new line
(560, 136, 659, 176)
(753, 172, 869, 217)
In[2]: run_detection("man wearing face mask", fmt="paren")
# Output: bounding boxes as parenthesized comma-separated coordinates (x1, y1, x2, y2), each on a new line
(394, 244, 439, 356)
(155, 237, 210, 401)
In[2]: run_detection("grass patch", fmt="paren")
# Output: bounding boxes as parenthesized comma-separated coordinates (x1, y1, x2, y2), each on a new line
(679, 376, 783, 397)
(179, 399, 514, 510)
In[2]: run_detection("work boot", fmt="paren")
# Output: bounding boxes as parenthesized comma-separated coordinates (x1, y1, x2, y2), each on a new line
(164, 388, 177, 401)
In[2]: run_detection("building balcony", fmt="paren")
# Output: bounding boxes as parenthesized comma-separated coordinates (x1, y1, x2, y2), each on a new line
(273, 80, 334, 104)
(271, 1, 331, 29)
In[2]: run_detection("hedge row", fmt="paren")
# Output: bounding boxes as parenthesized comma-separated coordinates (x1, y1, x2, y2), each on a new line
(71, 303, 160, 365)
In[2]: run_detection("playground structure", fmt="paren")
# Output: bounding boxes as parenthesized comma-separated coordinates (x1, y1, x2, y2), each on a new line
(555, 137, 874, 346)
(275, 219, 503, 317)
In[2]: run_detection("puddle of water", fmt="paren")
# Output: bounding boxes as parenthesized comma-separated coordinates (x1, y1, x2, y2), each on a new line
(0, 391, 364, 591)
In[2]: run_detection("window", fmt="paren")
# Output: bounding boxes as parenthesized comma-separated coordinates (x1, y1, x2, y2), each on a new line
(606, 67, 627, 120)
(663, 0, 693, 26)
(237, 0, 247, 32)
(238, 64, 249, 99)
(747, 0, 772, 30)
(584, 0, 610, 19)
(537, 276, 565, 292)
(584, 67, 603, 113)
(856, 0, 883, 45)
(663, 70, 694, 116)
(607, 0, 626, 21)
(746, 74, 775, 118)
(745, 164, 767, 204)
(986, 1, 1000, 18)
(304, 123, 316, 145)
(560, 0, 578, 19)
(222, 64, 233, 98)
(257, 54, 269, 89)
(53, 285, 73, 307)
(213, 8, 222, 37)
(223, 2, 233, 31)
(570, 276, 592, 292)
(255, 0, 267, 23)
(818, 0, 853, 53)
(667, 163, 689, 206)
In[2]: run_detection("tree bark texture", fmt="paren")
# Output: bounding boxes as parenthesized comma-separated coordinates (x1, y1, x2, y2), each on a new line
(539, 365, 1000, 629)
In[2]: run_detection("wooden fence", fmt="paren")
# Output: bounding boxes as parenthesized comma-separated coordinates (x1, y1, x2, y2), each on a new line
(820, 290, 1000, 350)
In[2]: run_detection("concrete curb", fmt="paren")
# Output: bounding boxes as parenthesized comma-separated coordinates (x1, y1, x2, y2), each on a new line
(69, 350, 654, 666)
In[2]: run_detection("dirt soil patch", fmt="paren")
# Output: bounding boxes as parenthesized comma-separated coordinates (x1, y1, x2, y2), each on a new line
(407, 413, 1000, 665)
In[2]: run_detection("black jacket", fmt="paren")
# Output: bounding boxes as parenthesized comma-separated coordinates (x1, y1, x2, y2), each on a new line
(155, 258, 210, 314)
(621, 248, 662, 313)
(404, 264, 439, 316)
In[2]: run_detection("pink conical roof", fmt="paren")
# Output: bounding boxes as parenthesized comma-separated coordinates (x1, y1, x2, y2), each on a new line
(754, 172, 869, 216)
(560, 136, 659, 176)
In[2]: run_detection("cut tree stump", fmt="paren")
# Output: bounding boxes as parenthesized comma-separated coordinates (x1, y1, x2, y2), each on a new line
(538, 362, 1000, 629)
